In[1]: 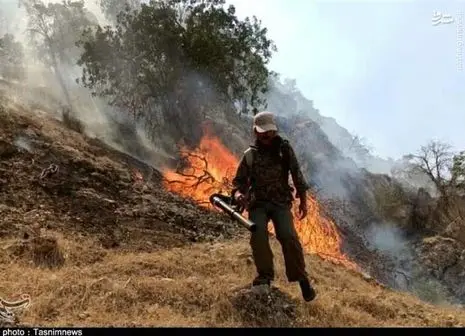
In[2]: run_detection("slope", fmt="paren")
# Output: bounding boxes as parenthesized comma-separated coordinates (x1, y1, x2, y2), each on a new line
(1, 97, 465, 327)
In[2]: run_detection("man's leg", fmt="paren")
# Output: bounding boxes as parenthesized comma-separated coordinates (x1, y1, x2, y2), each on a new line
(269, 204, 316, 301)
(248, 205, 274, 285)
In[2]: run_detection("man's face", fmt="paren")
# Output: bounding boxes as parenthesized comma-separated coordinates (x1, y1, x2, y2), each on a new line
(255, 130, 277, 145)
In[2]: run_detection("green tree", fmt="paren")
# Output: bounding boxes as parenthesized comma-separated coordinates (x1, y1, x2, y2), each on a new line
(99, 0, 141, 24)
(19, 0, 98, 109)
(449, 150, 465, 191)
(77, 0, 276, 142)
(0, 33, 25, 81)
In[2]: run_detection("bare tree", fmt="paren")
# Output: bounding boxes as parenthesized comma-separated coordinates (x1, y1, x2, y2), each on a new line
(403, 140, 454, 199)
(390, 158, 435, 195)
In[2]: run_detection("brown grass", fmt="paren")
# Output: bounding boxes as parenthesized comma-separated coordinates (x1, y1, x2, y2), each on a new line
(1, 90, 464, 327)
(1, 231, 465, 327)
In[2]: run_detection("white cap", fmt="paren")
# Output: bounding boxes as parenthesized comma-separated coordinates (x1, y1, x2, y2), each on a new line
(253, 111, 278, 133)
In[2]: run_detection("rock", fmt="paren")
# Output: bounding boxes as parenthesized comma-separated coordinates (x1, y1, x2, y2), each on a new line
(361, 272, 372, 281)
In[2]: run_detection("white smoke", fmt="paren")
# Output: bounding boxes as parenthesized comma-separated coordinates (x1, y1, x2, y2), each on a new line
(365, 223, 409, 255)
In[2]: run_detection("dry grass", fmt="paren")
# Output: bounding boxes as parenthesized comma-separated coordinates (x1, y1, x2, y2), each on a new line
(1, 231, 465, 327)
(1, 89, 465, 327)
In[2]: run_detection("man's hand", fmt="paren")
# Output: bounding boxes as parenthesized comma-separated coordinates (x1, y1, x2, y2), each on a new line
(298, 199, 308, 220)
(234, 191, 248, 207)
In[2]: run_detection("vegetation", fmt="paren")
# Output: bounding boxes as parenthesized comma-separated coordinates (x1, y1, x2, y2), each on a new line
(76, 0, 276, 143)
(371, 178, 409, 225)
(19, 0, 98, 110)
(0, 0, 278, 151)
(99, 0, 141, 23)
(0, 33, 25, 81)
(0, 7, 23, 81)
(390, 140, 465, 238)
(403, 140, 465, 200)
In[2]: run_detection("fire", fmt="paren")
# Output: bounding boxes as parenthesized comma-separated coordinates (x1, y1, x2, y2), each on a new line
(162, 131, 357, 270)
(163, 132, 237, 207)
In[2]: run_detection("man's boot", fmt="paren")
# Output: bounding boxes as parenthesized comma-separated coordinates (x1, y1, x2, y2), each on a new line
(299, 278, 316, 302)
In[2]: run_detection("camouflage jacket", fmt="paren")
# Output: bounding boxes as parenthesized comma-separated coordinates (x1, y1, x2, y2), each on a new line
(231, 136, 309, 207)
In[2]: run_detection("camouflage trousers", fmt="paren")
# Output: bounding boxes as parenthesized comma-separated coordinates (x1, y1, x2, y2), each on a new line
(248, 201, 308, 282)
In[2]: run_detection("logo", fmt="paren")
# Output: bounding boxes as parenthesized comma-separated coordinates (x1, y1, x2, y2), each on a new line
(432, 11, 455, 26)
(0, 294, 31, 324)
(432, 10, 464, 71)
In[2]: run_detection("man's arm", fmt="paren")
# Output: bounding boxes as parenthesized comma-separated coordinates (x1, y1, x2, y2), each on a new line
(288, 145, 309, 200)
(231, 155, 250, 197)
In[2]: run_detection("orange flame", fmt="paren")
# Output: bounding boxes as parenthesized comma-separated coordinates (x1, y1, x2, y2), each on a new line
(162, 131, 358, 270)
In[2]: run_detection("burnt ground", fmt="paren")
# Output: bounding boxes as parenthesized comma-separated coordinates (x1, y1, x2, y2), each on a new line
(0, 99, 243, 255)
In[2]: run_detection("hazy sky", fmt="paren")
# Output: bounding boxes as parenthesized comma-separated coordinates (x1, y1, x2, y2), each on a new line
(228, 0, 465, 160)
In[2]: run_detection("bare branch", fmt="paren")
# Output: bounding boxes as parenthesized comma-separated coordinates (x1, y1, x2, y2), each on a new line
(403, 140, 455, 198)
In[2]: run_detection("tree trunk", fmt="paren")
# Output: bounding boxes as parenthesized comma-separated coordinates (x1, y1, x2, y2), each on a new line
(47, 39, 73, 113)
(52, 60, 73, 110)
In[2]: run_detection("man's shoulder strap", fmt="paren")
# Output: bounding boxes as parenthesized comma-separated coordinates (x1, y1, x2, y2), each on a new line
(244, 146, 257, 170)
(280, 139, 291, 159)
(280, 139, 290, 148)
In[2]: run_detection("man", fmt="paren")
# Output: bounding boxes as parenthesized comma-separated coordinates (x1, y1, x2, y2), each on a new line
(231, 111, 316, 302)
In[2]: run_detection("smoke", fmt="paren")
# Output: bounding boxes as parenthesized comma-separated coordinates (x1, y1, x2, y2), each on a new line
(0, 0, 251, 174)
(363, 222, 411, 287)
(0, 0, 174, 170)
(270, 83, 363, 202)
(13, 135, 33, 152)
(365, 222, 409, 257)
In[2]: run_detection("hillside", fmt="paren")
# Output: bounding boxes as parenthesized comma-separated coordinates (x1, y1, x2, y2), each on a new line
(1, 95, 465, 327)
(266, 78, 396, 174)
